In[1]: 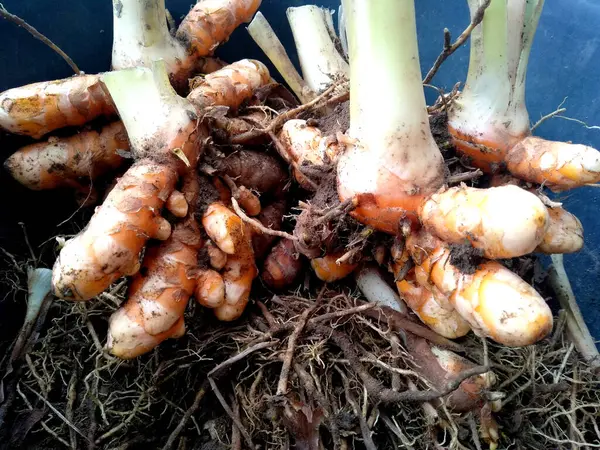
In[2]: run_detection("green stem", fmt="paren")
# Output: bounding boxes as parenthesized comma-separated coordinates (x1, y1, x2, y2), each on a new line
(343, 0, 429, 142)
(287, 5, 349, 93)
(111, 0, 184, 71)
(456, 0, 545, 136)
(101, 61, 194, 156)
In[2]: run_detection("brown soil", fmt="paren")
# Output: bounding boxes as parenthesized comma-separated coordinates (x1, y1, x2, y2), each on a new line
(317, 100, 350, 137)
(449, 242, 485, 274)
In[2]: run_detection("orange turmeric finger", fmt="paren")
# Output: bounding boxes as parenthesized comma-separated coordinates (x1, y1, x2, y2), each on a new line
(166, 190, 189, 218)
(107, 313, 185, 360)
(214, 237, 257, 321)
(506, 137, 600, 191)
(106, 174, 201, 359)
(408, 230, 553, 347)
(419, 184, 549, 259)
(205, 240, 228, 270)
(5, 121, 128, 191)
(262, 238, 304, 290)
(311, 252, 358, 282)
(0, 75, 116, 138)
(176, 0, 261, 58)
(52, 161, 177, 300)
(195, 269, 226, 308)
(487, 173, 584, 254)
(187, 59, 270, 111)
(536, 205, 583, 254)
(396, 270, 471, 339)
(202, 203, 244, 254)
(202, 203, 258, 321)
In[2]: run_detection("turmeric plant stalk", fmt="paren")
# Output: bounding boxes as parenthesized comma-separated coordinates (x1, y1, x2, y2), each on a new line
(112, 0, 261, 91)
(448, 0, 600, 190)
(336, 0, 548, 260)
(286, 5, 349, 93)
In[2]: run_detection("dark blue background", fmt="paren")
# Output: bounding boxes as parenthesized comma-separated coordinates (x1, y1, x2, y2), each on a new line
(0, 0, 598, 342)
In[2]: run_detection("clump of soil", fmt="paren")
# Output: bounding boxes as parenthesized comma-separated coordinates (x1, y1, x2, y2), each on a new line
(317, 100, 350, 137)
(449, 242, 485, 274)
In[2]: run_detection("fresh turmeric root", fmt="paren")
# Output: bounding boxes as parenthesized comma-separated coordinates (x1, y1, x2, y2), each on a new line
(195, 269, 226, 308)
(396, 270, 471, 339)
(0, 75, 115, 138)
(311, 252, 358, 282)
(536, 204, 583, 254)
(51, 58, 275, 301)
(52, 161, 179, 300)
(4, 121, 128, 191)
(52, 63, 202, 301)
(407, 229, 553, 346)
(419, 184, 549, 259)
(106, 174, 202, 359)
(176, 0, 262, 58)
(252, 199, 287, 259)
(213, 149, 287, 197)
(201, 203, 258, 321)
(187, 59, 270, 111)
(279, 119, 343, 190)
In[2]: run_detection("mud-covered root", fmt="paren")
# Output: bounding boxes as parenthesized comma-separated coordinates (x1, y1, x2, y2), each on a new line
(230, 183, 261, 216)
(408, 230, 553, 347)
(52, 160, 177, 301)
(279, 119, 343, 189)
(214, 149, 288, 197)
(261, 238, 304, 290)
(5, 121, 128, 191)
(428, 345, 496, 408)
(211, 110, 270, 143)
(506, 136, 600, 191)
(252, 199, 287, 259)
(311, 252, 358, 282)
(419, 184, 549, 259)
(536, 205, 584, 254)
(176, 0, 261, 58)
(201, 202, 258, 321)
(396, 270, 471, 339)
(188, 59, 271, 111)
(0, 74, 116, 138)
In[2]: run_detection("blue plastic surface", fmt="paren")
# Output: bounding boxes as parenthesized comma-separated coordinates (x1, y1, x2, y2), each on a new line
(0, 0, 598, 340)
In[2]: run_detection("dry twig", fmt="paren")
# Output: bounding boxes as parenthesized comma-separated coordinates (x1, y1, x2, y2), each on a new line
(0, 4, 80, 74)
(423, 0, 492, 84)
